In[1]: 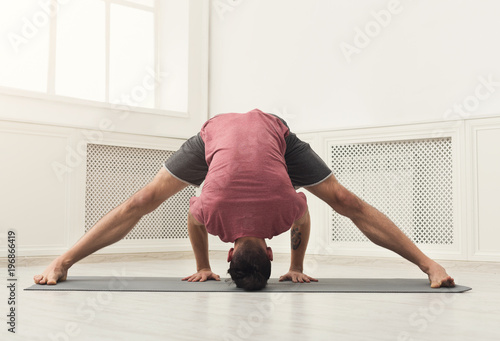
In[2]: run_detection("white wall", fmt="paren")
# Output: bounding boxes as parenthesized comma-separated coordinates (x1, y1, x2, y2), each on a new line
(208, 0, 500, 262)
(209, 0, 500, 131)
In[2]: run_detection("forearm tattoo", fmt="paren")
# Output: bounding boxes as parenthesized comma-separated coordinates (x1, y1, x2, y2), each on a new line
(291, 226, 302, 250)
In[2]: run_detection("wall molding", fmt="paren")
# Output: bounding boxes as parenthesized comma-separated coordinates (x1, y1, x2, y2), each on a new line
(466, 117, 500, 261)
(299, 120, 468, 260)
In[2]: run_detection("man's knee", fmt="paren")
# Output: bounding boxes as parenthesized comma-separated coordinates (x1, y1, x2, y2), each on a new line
(330, 185, 364, 214)
(127, 187, 159, 214)
(125, 169, 185, 214)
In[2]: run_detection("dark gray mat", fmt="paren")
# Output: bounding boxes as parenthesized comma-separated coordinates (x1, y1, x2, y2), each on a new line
(25, 277, 471, 293)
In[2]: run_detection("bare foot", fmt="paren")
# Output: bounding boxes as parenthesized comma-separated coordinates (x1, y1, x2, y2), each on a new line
(33, 258, 69, 285)
(426, 262, 455, 288)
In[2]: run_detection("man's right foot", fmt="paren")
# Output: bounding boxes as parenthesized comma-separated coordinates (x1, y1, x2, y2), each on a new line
(425, 261, 455, 288)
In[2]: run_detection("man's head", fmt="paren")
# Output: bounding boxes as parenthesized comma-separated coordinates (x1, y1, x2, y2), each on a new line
(227, 237, 273, 291)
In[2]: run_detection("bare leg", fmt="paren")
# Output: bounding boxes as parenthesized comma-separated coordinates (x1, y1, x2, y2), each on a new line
(33, 168, 187, 285)
(307, 175, 455, 288)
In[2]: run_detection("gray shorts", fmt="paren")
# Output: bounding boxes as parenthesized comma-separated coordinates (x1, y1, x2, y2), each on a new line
(164, 116, 332, 188)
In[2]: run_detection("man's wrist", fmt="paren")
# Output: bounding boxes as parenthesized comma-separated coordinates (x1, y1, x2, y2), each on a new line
(289, 266, 303, 273)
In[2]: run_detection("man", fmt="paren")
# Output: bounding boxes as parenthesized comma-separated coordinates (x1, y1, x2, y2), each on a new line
(34, 109, 455, 290)
(180, 110, 317, 290)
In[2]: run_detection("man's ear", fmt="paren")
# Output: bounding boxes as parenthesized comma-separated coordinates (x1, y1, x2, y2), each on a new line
(227, 248, 234, 262)
(266, 247, 273, 261)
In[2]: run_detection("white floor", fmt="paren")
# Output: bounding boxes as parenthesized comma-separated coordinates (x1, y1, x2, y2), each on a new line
(2, 252, 499, 341)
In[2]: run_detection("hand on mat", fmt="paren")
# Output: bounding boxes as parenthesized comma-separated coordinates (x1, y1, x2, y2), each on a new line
(182, 269, 221, 282)
(426, 262, 455, 288)
(33, 258, 68, 285)
(279, 270, 318, 283)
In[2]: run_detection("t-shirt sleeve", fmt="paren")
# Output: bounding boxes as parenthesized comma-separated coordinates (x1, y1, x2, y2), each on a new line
(275, 117, 290, 139)
(189, 196, 205, 225)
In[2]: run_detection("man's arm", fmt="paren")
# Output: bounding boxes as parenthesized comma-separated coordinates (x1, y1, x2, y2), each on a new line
(182, 211, 220, 282)
(279, 208, 318, 283)
(34, 168, 186, 285)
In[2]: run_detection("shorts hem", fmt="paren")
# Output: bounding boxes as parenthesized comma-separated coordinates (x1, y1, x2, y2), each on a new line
(296, 172, 333, 189)
(163, 164, 201, 188)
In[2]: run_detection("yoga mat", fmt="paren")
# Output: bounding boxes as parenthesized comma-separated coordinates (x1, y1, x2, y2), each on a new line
(25, 277, 471, 293)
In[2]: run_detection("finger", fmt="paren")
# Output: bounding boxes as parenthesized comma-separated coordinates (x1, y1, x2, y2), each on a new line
(308, 276, 319, 282)
(214, 274, 221, 281)
(182, 274, 194, 281)
(200, 274, 207, 282)
(294, 275, 302, 283)
(183, 274, 197, 281)
(303, 276, 310, 283)
(33, 275, 41, 284)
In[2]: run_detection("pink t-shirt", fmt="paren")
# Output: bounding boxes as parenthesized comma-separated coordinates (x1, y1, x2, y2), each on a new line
(189, 109, 307, 243)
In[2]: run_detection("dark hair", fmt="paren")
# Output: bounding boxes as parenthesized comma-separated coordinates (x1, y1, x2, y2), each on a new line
(227, 243, 271, 291)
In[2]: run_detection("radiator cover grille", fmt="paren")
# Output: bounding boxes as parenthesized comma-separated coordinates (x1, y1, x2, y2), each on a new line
(329, 138, 453, 245)
(85, 144, 194, 240)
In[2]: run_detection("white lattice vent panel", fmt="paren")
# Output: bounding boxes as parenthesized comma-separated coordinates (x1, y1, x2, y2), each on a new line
(329, 138, 453, 245)
(85, 144, 195, 240)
